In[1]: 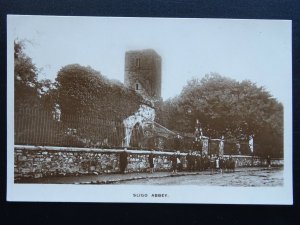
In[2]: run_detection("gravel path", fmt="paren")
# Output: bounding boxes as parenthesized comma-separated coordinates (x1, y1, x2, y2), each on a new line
(17, 167, 283, 186)
(119, 168, 283, 186)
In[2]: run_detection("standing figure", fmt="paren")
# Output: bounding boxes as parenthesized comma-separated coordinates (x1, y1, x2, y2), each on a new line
(148, 152, 155, 173)
(210, 154, 216, 175)
(186, 150, 194, 172)
(171, 152, 178, 174)
(119, 150, 128, 174)
(219, 156, 224, 174)
(203, 154, 209, 171)
(196, 154, 202, 171)
(227, 155, 235, 172)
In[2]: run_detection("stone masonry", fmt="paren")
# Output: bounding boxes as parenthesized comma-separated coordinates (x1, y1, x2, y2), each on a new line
(14, 146, 283, 181)
(124, 49, 162, 101)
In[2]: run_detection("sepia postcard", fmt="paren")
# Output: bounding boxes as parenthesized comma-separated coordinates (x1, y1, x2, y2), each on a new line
(7, 15, 293, 204)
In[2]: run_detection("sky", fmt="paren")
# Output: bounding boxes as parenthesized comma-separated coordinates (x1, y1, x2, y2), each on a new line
(8, 15, 291, 103)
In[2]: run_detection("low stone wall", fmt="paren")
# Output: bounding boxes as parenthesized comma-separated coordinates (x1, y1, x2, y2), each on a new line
(14, 145, 283, 180)
(14, 146, 180, 180)
(227, 155, 283, 167)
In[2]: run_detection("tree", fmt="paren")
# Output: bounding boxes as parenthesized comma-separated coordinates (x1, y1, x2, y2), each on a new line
(54, 64, 144, 146)
(14, 40, 40, 110)
(55, 64, 143, 121)
(160, 73, 283, 157)
(14, 40, 64, 146)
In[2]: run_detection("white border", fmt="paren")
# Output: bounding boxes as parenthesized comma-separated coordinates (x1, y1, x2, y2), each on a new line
(7, 15, 293, 204)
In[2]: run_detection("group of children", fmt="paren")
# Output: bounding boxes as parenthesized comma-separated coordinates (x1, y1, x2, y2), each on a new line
(180, 151, 236, 174)
(120, 150, 236, 175)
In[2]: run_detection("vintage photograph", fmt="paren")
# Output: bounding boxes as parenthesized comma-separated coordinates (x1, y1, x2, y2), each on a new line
(7, 15, 292, 204)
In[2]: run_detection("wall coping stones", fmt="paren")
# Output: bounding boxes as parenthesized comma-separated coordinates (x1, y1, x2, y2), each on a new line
(14, 145, 283, 160)
(15, 145, 186, 156)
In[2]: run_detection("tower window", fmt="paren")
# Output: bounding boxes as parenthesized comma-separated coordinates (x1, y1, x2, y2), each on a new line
(136, 83, 139, 90)
(136, 58, 140, 67)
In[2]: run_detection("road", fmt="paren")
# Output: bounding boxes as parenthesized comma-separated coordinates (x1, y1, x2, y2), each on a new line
(18, 167, 283, 186)
(118, 168, 283, 186)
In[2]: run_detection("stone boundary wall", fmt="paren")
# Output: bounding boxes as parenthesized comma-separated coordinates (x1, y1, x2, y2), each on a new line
(14, 145, 283, 180)
(226, 155, 283, 167)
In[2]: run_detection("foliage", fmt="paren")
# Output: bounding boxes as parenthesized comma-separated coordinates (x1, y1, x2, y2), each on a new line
(14, 40, 40, 110)
(55, 64, 143, 121)
(14, 41, 65, 146)
(53, 64, 144, 145)
(160, 73, 283, 157)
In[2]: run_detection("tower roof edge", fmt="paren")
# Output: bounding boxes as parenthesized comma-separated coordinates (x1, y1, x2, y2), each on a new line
(125, 49, 161, 57)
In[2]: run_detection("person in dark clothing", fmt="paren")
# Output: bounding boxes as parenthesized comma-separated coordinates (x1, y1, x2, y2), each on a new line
(196, 155, 202, 171)
(119, 150, 128, 174)
(191, 154, 197, 172)
(202, 154, 209, 171)
(171, 152, 178, 174)
(186, 150, 194, 172)
(227, 155, 235, 172)
(219, 156, 224, 174)
(148, 152, 154, 173)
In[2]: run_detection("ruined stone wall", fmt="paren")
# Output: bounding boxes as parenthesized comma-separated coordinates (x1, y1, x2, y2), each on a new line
(124, 49, 161, 100)
(14, 146, 283, 181)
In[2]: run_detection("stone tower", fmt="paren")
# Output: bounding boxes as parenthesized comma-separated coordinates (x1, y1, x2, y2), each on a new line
(124, 49, 162, 101)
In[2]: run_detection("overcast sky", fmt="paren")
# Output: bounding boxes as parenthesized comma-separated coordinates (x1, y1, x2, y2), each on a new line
(9, 15, 291, 103)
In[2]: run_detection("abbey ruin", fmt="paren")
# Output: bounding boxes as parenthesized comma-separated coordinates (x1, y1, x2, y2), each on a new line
(124, 49, 162, 102)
